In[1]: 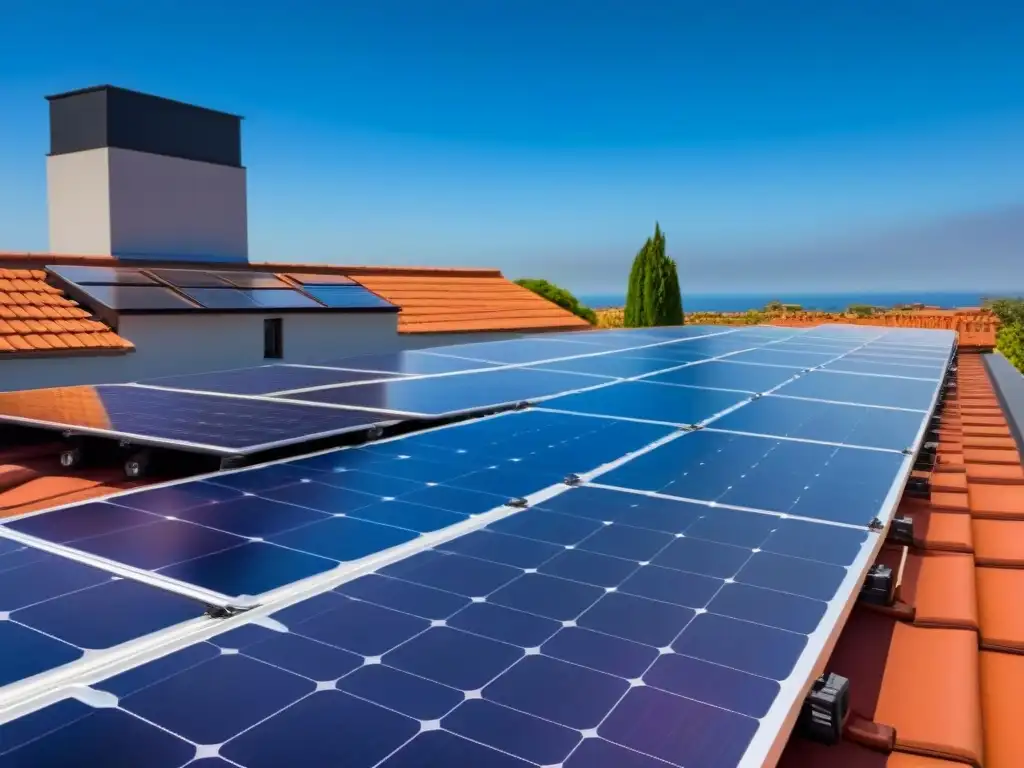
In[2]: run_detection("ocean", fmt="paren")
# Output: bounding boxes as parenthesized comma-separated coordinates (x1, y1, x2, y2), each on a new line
(576, 291, 1013, 312)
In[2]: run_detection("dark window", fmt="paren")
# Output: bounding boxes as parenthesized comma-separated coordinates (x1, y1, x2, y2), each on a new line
(264, 318, 284, 359)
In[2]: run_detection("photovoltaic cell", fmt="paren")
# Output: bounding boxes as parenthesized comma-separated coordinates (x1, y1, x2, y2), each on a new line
(725, 348, 839, 368)
(0, 384, 397, 454)
(527, 354, 685, 379)
(279, 368, 603, 415)
(0, 486, 873, 768)
(141, 364, 405, 395)
(775, 370, 939, 410)
(820, 358, 945, 379)
(46, 265, 158, 285)
(598, 429, 905, 526)
(2, 410, 675, 602)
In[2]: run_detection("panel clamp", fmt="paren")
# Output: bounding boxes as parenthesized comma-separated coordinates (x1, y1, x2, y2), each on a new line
(205, 604, 246, 620)
(798, 672, 850, 745)
(563, 474, 583, 487)
(859, 564, 894, 606)
(887, 516, 914, 545)
(506, 497, 529, 509)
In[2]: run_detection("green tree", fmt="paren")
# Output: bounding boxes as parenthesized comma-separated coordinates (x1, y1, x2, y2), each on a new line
(514, 278, 597, 324)
(986, 297, 1024, 372)
(847, 304, 876, 318)
(624, 223, 684, 327)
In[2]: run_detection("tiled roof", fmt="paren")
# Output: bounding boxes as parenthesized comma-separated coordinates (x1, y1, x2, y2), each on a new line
(0, 253, 590, 335)
(778, 351, 1024, 768)
(348, 270, 591, 333)
(0, 268, 133, 355)
(771, 314, 999, 350)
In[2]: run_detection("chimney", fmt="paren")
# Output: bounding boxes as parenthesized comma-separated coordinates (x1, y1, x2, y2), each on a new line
(45, 85, 248, 263)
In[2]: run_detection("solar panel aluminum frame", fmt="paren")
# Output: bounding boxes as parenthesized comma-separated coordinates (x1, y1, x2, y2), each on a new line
(0, 384, 406, 458)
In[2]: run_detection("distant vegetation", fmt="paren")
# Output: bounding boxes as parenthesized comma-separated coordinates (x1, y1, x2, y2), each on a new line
(624, 223, 684, 327)
(846, 304, 877, 318)
(984, 297, 1024, 373)
(515, 278, 597, 324)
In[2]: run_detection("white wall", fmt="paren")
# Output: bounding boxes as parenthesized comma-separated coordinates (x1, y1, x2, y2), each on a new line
(47, 150, 112, 255)
(0, 315, 542, 393)
(107, 148, 248, 262)
(46, 147, 248, 261)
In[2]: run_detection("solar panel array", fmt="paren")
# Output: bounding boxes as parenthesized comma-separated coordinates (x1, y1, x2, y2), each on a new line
(44, 265, 399, 315)
(0, 323, 956, 767)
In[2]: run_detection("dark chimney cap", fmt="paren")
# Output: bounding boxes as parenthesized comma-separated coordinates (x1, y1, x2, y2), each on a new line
(46, 84, 244, 120)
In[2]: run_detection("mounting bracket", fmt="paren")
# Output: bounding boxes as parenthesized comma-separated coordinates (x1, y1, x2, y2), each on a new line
(798, 673, 850, 745)
(859, 564, 894, 606)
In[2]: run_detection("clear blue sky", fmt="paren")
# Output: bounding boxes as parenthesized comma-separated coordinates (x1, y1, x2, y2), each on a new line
(1, 1, 1022, 295)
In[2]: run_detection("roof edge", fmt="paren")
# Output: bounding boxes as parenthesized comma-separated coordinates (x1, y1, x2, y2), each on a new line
(0, 253, 505, 279)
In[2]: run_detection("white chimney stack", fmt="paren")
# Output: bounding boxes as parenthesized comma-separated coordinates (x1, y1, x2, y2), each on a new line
(45, 85, 249, 263)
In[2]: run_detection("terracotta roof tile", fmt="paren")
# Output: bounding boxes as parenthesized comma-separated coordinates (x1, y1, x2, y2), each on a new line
(979, 650, 1024, 768)
(972, 519, 1024, 567)
(826, 610, 984, 765)
(347, 273, 591, 333)
(968, 483, 1024, 520)
(0, 266, 132, 356)
(976, 567, 1024, 653)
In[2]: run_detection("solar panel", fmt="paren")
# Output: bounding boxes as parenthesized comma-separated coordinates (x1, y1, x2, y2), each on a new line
(774, 369, 938, 410)
(528, 354, 691, 378)
(425, 337, 616, 365)
(287, 272, 357, 285)
(645, 360, 803, 392)
(302, 285, 397, 309)
(542, 380, 751, 425)
(2, 410, 674, 605)
(0, 541, 206, 690)
(142, 364, 406, 395)
(46, 265, 158, 285)
(316, 351, 501, 375)
(819, 357, 946, 378)
(73, 284, 199, 311)
(247, 289, 324, 309)
(149, 269, 233, 288)
(214, 272, 289, 289)
(179, 287, 325, 310)
(0, 384, 402, 455)
(726, 348, 840, 367)
(0, 324, 954, 767)
(278, 368, 605, 416)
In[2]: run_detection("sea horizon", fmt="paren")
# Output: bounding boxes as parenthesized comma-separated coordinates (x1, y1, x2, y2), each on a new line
(576, 290, 1021, 313)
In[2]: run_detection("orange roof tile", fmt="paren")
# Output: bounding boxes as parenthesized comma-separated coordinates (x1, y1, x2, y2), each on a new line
(346, 272, 591, 333)
(0, 266, 133, 357)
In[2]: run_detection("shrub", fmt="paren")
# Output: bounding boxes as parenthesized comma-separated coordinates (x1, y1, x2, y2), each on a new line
(515, 278, 597, 324)
(847, 304, 876, 318)
(984, 297, 1024, 373)
(624, 223, 684, 327)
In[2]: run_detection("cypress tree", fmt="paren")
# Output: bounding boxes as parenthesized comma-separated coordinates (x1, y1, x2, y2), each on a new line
(624, 223, 683, 327)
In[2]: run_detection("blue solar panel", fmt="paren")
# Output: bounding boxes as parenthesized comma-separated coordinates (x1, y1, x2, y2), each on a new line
(0, 485, 874, 768)
(428, 337, 617, 365)
(303, 285, 397, 309)
(598, 429, 905, 526)
(542, 380, 749, 425)
(141, 364, 405, 395)
(775, 370, 938, 410)
(0, 384, 399, 455)
(317, 350, 500, 375)
(710, 394, 926, 450)
(528, 354, 684, 378)
(279, 368, 603, 415)
(2, 410, 675, 604)
(820, 358, 945, 378)
(0, 542, 205, 689)
(725, 348, 839, 368)
(645, 360, 799, 392)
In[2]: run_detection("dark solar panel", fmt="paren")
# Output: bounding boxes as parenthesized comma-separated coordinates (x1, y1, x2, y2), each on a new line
(774, 369, 938, 410)
(543, 380, 749, 425)
(178, 287, 324, 310)
(46, 265, 158, 285)
(214, 272, 288, 289)
(287, 273, 357, 285)
(247, 289, 323, 309)
(0, 384, 401, 454)
(302, 285, 396, 309)
(149, 269, 233, 288)
(76, 284, 198, 311)
(179, 287, 261, 309)
(318, 351, 500, 375)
